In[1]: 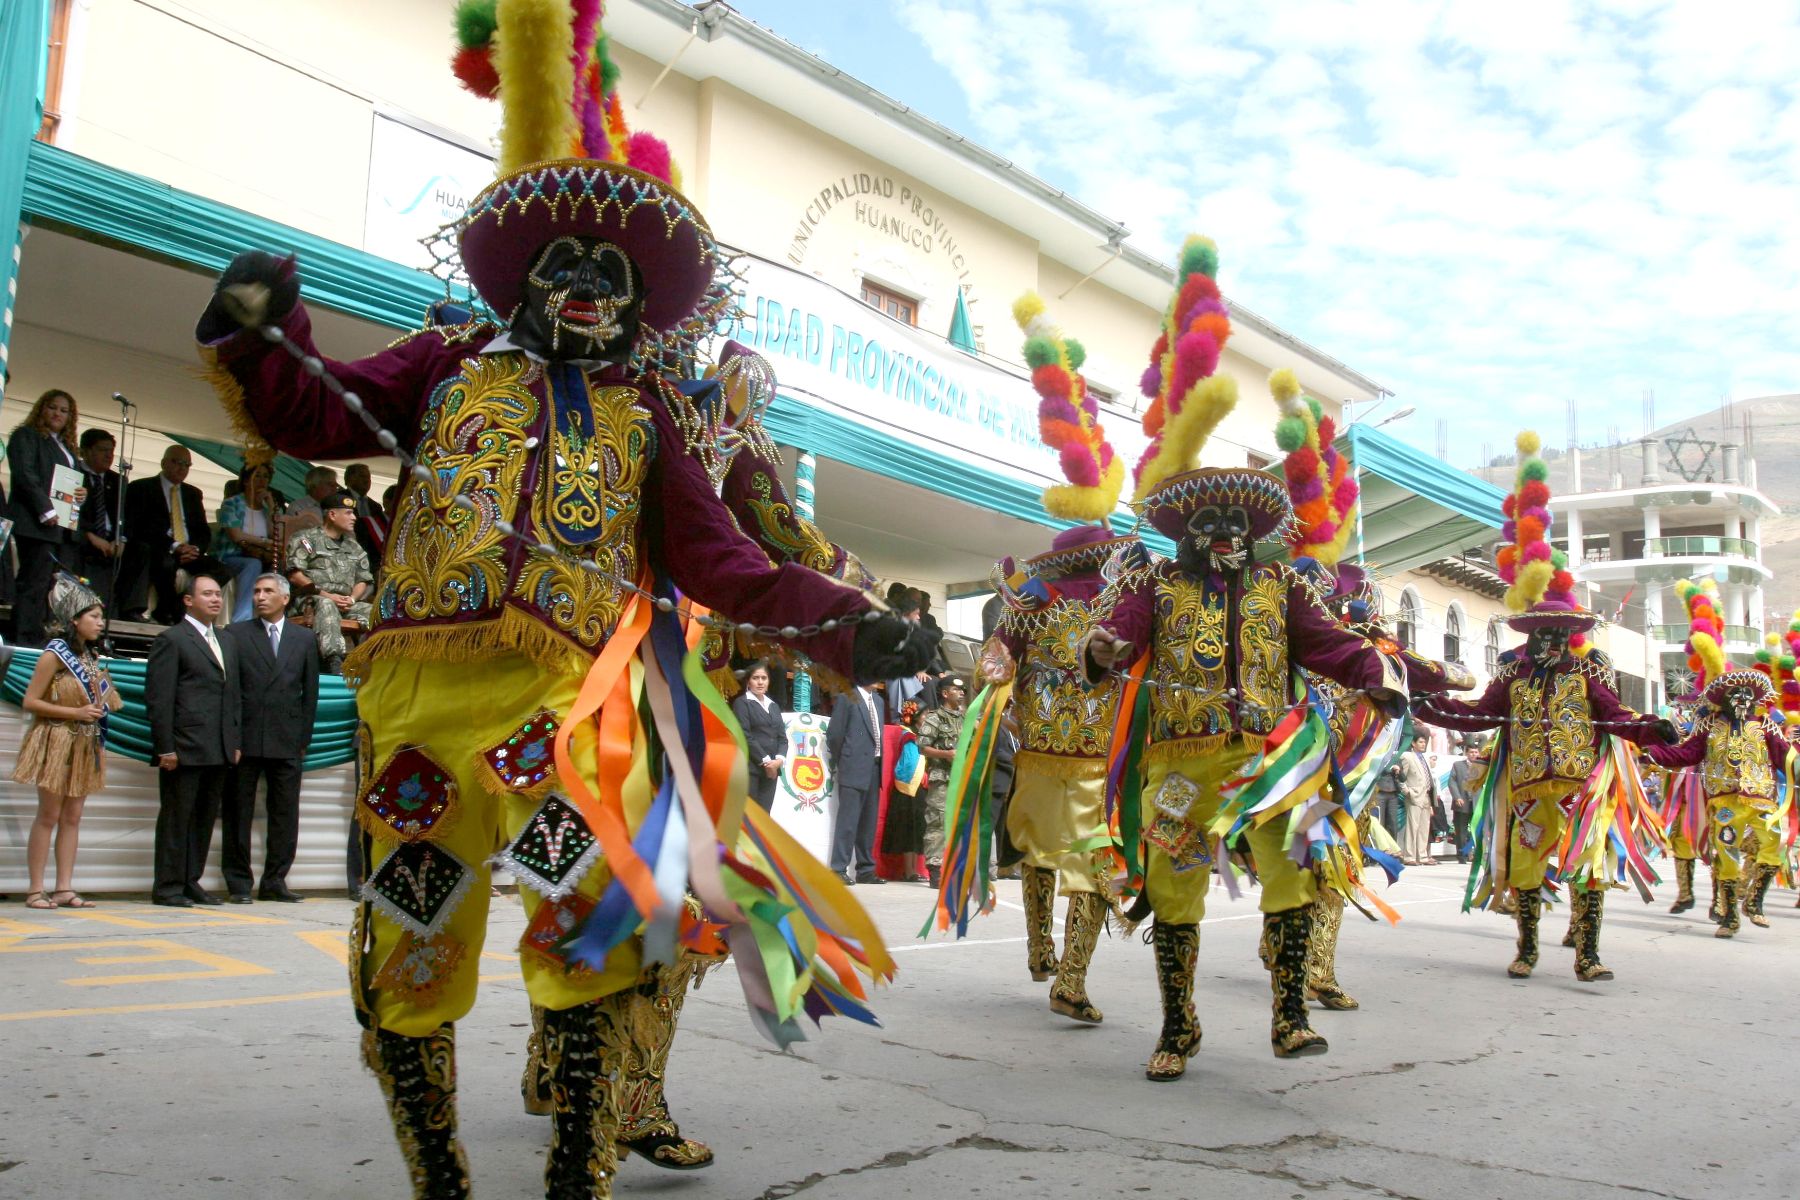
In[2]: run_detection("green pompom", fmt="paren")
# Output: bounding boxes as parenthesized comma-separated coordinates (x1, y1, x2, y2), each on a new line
(453, 0, 498, 48)
(1520, 461, 1549, 483)
(1180, 238, 1219, 282)
(1022, 336, 1060, 369)
(595, 30, 622, 94)
(1064, 337, 1086, 371)
(1550, 550, 1567, 569)
(1304, 395, 1323, 423)
(1755, 648, 1773, 663)
(1783, 654, 1797, 672)
(1274, 416, 1308, 452)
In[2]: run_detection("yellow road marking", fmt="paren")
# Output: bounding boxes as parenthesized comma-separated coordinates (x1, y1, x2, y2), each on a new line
(0, 937, 274, 986)
(0, 976, 517, 1022)
(297, 929, 350, 964)
(58, 908, 291, 930)
(0, 916, 44, 934)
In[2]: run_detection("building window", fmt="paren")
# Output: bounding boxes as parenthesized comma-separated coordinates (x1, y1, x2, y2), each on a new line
(1486, 620, 1501, 675)
(1396, 588, 1421, 651)
(860, 280, 917, 325)
(1247, 450, 1274, 471)
(1444, 604, 1464, 665)
(1088, 381, 1119, 406)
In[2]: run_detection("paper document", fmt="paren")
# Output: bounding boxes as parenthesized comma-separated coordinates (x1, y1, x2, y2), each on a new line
(50, 464, 85, 529)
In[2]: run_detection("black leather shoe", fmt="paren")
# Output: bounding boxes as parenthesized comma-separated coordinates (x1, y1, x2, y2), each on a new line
(186, 889, 223, 906)
(228, 893, 254, 904)
(258, 886, 304, 903)
(856, 875, 887, 886)
(153, 896, 195, 908)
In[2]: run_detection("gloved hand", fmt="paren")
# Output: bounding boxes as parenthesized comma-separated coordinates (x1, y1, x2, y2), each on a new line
(196, 251, 300, 342)
(852, 612, 938, 684)
(1653, 717, 1678, 745)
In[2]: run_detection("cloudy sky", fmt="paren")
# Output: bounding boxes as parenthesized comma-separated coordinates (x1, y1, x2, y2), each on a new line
(733, 0, 1800, 465)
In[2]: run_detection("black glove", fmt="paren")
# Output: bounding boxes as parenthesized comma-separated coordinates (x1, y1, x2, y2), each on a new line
(1652, 718, 1678, 745)
(196, 251, 301, 342)
(851, 613, 938, 684)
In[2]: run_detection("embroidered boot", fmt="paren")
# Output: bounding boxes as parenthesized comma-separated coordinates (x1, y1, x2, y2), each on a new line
(1144, 921, 1201, 1081)
(617, 959, 715, 1170)
(1669, 858, 1696, 914)
(1263, 908, 1329, 1058)
(1561, 913, 1577, 948)
(1049, 890, 1106, 1023)
(1709, 858, 1723, 923)
(1746, 865, 1774, 928)
(542, 994, 631, 1200)
(1573, 889, 1614, 982)
(522, 1003, 553, 1116)
(1021, 864, 1060, 982)
(1304, 889, 1358, 1011)
(1715, 880, 1741, 938)
(1508, 889, 1541, 978)
(363, 1025, 472, 1200)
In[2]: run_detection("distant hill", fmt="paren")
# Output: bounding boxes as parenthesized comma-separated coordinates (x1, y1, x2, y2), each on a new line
(1472, 393, 1800, 618)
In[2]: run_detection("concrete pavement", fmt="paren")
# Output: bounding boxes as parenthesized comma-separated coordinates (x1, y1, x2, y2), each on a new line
(1, 864, 1795, 1199)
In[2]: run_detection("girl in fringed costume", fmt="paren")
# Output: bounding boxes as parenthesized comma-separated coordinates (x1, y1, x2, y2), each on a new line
(1267, 370, 1473, 1011)
(192, 4, 933, 1197)
(1415, 432, 1675, 983)
(1083, 237, 1466, 1077)
(928, 291, 1145, 1028)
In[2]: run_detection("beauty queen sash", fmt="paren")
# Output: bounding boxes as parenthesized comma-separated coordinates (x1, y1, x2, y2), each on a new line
(45, 639, 110, 763)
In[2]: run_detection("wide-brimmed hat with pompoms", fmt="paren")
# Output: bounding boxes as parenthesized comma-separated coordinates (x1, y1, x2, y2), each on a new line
(446, 0, 718, 337)
(1495, 430, 1594, 633)
(1129, 237, 1292, 545)
(1705, 666, 1775, 708)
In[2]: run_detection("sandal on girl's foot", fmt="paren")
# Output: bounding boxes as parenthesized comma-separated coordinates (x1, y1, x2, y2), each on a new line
(51, 891, 96, 909)
(25, 891, 57, 909)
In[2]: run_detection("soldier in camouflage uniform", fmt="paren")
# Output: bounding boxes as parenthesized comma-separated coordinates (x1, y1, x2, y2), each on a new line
(915, 676, 967, 889)
(285, 488, 372, 673)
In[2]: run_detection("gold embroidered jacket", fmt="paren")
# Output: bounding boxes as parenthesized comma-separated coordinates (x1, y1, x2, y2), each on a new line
(1645, 712, 1793, 807)
(982, 572, 1123, 778)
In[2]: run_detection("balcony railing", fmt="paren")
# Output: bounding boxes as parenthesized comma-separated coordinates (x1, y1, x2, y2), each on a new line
(1649, 623, 1761, 644)
(1643, 536, 1758, 559)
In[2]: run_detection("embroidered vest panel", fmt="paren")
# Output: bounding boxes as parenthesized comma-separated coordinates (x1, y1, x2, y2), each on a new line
(373, 355, 652, 657)
(1699, 716, 1776, 802)
(1007, 598, 1123, 761)
(1148, 566, 1289, 744)
(1507, 668, 1596, 790)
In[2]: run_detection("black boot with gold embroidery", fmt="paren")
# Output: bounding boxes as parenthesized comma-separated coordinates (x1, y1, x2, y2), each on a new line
(543, 995, 630, 1200)
(363, 1025, 472, 1200)
(1715, 880, 1741, 938)
(1508, 889, 1541, 978)
(1304, 889, 1358, 1011)
(1746, 865, 1774, 928)
(1022, 865, 1060, 982)
(617, 959, 715, 1170)
(1572, 889, 1614, 981)
(1145, 921, 1201, 1081)
(1669, 857, 1696, 914)
(1049, 891, 1106, 1024)
(1709, 858, 1724, 924)
(523, 1003, 553, 1116)
(1263, 908, 1328, 1058)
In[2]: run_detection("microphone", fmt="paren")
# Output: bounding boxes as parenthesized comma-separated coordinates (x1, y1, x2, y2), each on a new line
(111, 392, 137, 408)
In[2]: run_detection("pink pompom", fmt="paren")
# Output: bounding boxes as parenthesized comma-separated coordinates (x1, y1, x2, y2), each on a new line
(1292, 477, 1325, 503)
(1521, 505, 1552, 527)
(1167, 330, 1220, 399)
(624, 131, 674, 184)
(1060, 445, 1100, 487)
(1313, 520, 1339, 542)
(1332, 476, 1359, 511)
(1523, 542, 1553, 563)
(1498, 563, 1517, 583)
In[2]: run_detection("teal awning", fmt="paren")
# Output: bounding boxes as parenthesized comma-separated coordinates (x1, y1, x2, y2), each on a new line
(1344, 423, 1504, 574)
(946, 287, 977, 353)
(169, 434, 316, 508)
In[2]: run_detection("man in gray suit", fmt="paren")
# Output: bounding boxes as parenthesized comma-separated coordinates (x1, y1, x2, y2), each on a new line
(827, 683, 885, 885)
(223, 573, 321, 902)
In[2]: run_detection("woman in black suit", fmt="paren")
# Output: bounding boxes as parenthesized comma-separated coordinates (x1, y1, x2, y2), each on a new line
(8, 390, 86, 646)
(731, 661, 787, 811)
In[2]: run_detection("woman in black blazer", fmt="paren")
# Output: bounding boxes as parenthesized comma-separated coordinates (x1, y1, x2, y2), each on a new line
(731, 661, 787, 811)
(8, 390, 86, 646)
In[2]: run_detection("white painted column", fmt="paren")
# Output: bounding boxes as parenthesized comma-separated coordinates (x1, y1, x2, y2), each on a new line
(1644, 584, 1665, 643)
(1641, 507, 1662, 555)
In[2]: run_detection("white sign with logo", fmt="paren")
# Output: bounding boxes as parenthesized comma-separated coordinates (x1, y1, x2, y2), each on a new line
(362, 113, 495, 272)
(775, 711, 834, 862)
(718, 256, 1149, 489)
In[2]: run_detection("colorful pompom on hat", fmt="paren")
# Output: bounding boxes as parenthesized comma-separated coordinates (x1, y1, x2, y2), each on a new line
(1676, 578, 1727, 698)
(1495, 430, 1593, 633)
(1271, 368, 1361, 596)
(1011, 292, 1137, 578)
(1705, 666, 1775, 708)
(449, 0, 718, 337)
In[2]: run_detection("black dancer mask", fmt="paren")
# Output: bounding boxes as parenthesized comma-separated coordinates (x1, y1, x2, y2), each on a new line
(1177, 504, 1251, 575)
(511, 236, 644, 362)
(1526, 625, 1571, 667)
(1725, 684, 1757, 723)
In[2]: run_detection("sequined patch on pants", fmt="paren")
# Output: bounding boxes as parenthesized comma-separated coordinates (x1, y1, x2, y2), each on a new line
(479, 709, 561, 793)
(519, 891, 599, 977)
(492, 794, 600, 901)
(363, 841, 475, 937)
(371, 931, 467, 1007)
(360, 744, 457, 841)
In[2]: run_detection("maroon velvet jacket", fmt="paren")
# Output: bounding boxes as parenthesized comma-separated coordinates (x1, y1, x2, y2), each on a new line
(1644, 712, 1792, 805)
(198, 304, 867, 679)
(1097, 560, 1436, 755)
(1416, 655, 1663, 802)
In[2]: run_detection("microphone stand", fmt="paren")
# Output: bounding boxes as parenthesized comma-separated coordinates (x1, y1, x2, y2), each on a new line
(98, 397, 134, 657)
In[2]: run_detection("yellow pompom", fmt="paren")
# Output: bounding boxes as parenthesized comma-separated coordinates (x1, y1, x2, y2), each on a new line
(495, 0, 578, 174)
(1269, 368, 1301, 406)
(1516, 430, 1541, 456)
(1012, 292, 1047, 333)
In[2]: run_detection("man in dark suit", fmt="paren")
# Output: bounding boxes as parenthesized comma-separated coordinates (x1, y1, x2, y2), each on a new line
(145, 573, 240, 906)
(223, 572, 320, 902)
(826, 682, 885, 884)
(117, 444, 228, 624)
(77, 429, 124, 613)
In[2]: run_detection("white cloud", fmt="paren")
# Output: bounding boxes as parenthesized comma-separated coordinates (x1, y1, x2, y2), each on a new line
(895, 0, 1800, 452)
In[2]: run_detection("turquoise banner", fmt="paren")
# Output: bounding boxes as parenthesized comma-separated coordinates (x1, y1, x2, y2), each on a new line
(3, 647, 359, 770)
